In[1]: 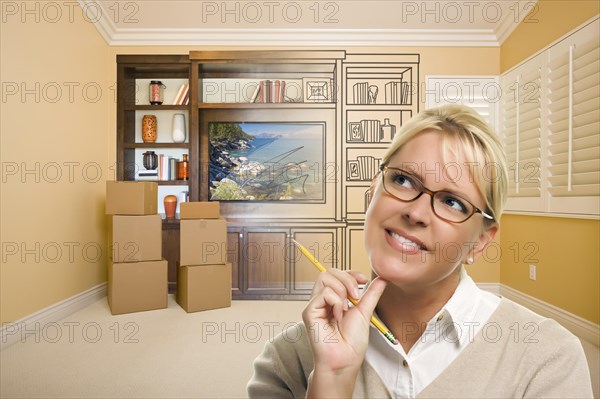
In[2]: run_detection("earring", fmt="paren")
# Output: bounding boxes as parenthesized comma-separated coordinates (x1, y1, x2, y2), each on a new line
(466, 256, 474, 265)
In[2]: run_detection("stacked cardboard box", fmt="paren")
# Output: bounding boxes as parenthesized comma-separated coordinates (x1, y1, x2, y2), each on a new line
(105, 181, 168, 315)
(177, 201, 231, 313)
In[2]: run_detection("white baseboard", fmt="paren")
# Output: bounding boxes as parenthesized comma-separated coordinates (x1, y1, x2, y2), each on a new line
(0, 283, 107, 350)
(494, 283, 599, 347)
(476, 282, 501, 295)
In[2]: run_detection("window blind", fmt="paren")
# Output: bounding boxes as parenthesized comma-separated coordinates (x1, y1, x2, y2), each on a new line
(500, 18, 599, 216)
(501, 59, 542, 199)
(548, 30, 600, 198)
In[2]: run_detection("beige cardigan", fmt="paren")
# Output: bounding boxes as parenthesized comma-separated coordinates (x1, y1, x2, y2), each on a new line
(247, 298, 593, 398)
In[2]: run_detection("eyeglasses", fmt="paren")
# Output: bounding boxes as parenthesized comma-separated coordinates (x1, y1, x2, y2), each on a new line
(379, 165, 494, 223)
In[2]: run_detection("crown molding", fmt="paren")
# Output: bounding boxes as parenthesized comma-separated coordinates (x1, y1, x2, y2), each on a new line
(78, 0, 509, 47)
(80, 0, 535, 47)
(77, 0, 116, 45)
(94, 27, 502, 47)
(495, 0, 538, 45)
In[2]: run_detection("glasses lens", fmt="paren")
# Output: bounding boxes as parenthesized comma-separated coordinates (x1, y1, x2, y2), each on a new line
(432, 192, 474, 222)
(382, 167, 477, 223)
(382, 168, 420, 201)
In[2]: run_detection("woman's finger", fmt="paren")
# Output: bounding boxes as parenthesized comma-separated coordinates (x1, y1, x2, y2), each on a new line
(305, 286, 346, 323)
(326, 268, 362, 300)
(354, 277, 388, 321)
(312, 270, 351, 299)
(346, 270, 368, 284)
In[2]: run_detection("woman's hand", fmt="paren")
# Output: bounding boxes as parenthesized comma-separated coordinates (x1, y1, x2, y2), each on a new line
(302, 269, 388, 397)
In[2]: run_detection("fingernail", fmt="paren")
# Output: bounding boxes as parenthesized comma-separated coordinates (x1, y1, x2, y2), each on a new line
(353, 287, 360, 299)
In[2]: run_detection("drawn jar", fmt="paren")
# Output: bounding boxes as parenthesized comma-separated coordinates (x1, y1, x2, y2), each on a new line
(142, 115, 157, 143)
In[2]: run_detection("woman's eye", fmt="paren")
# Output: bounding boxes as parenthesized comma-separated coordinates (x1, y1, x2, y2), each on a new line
(441, 195, 468, 213)
(392, 173, 414, 189)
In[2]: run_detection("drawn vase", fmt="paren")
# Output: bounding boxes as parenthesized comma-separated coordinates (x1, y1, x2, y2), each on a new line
(164, 195, 177, 219)
(380, 118, 396, 142)
(142, 115, 157, 143)
(172, 113, 186, 143)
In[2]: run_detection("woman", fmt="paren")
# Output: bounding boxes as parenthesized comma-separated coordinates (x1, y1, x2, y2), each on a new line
(247, 105, 593, 398)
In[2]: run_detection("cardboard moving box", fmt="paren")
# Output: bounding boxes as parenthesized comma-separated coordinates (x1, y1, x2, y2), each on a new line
(106, 181, 158, 215)
(177, 263, 232, 313)
(108, 260, 168, 315)
(180, 201, 220, 219)
(180, 218, 227, 265)
(111, 214, 162, 263)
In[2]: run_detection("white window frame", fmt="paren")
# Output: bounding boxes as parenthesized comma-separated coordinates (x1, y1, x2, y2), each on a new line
(425, 75, 500, 133)
(500, 16, 599, 219)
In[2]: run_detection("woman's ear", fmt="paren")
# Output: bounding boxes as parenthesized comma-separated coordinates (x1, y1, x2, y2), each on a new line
(472, 223, 498, 262)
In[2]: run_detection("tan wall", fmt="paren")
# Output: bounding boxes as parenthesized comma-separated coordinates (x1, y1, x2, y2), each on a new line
(1, 11, 110, 324)
(500, 0, 599, 72)
(500, 215, 599, 324)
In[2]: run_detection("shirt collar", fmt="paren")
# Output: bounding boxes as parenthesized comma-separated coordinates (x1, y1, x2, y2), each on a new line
(430, 267, 483, 346)
(368, 267, 485, 348)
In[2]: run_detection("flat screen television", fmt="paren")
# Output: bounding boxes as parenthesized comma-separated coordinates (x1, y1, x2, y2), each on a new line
(209, 122, 326, 202)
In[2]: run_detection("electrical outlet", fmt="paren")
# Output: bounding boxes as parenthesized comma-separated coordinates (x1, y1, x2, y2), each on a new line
(529, 264, 536, 281)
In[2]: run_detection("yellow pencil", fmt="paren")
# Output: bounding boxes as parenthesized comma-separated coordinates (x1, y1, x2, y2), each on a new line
(291, 239, 398, 345)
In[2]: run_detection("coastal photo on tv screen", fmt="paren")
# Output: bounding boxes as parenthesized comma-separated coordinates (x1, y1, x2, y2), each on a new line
(209, 122, 325, 201)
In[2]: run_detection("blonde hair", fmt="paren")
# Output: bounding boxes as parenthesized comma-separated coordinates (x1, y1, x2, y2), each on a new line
(380, 104, 508, 223)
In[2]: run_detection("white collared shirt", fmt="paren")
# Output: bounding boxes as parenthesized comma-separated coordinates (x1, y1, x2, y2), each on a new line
(365, 267, 500, 398)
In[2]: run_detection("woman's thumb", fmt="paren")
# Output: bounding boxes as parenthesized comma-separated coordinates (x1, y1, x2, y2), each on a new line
(355, 277, 388, 319)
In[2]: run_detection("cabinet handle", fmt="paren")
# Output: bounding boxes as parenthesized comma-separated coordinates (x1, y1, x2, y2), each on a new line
(239, 233, 243, 238)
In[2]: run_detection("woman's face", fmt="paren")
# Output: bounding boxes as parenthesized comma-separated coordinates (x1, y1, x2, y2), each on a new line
(364, 129, 497, 289)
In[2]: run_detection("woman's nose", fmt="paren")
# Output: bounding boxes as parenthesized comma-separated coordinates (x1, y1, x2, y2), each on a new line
(401, 192, 433, 226)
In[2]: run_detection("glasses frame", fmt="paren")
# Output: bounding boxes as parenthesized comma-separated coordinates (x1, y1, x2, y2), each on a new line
(379, 165, 495, 224)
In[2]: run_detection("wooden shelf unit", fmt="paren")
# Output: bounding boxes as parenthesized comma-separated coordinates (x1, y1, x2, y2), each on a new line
(116, 55, 192, 189)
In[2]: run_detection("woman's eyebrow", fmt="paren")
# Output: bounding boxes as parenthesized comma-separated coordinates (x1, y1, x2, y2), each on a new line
(391, 165, 472, 198)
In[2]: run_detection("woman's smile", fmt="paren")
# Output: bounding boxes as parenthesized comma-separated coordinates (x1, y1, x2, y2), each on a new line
(385, 228, 429, 254)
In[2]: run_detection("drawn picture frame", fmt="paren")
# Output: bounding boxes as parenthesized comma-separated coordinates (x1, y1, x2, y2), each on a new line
(347, 160, 360, 180)
(347, 122, 364, 142)
(303, 78, 331, 103)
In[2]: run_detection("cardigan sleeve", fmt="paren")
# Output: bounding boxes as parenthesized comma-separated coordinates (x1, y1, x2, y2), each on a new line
(522, 328, 594, 398)
(247, 323, 312, 399)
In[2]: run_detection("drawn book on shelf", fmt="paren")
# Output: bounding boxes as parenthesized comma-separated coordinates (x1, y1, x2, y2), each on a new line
(384, 81, 410, 105)
(347, 156, 381, 181)
(353, 82, 369, 104)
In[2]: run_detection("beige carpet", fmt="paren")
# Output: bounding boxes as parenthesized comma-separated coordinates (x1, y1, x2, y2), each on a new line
(1, 295, 308, 398)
